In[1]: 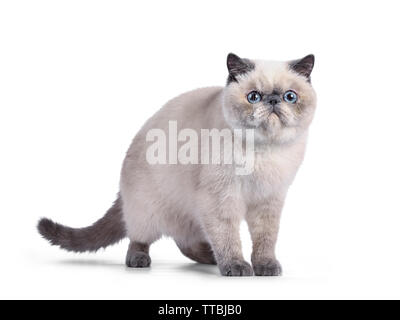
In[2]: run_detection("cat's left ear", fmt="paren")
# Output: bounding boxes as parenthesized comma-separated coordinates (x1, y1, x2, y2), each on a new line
(226, 53, 254, 84)
(289, 54, 315, 81)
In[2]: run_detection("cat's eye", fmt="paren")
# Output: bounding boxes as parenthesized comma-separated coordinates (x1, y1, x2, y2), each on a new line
(283, 90, 298, 104)
(247, 91, 262, 104)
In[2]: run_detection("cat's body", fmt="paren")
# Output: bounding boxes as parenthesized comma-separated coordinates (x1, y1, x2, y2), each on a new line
(38, 54, 316, 276)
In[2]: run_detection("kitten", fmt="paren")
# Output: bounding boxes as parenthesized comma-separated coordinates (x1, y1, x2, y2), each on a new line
(38, 53, 316, 276)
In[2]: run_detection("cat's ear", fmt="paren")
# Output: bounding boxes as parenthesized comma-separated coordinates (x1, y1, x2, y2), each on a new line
(289, 54, 315, 81)
(227, 53, 254, 84)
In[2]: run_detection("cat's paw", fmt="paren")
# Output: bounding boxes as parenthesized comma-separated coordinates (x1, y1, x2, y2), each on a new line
(253, 259, 282, 276)
(219, 260, 254, 277)
(126, 252, 151, 268)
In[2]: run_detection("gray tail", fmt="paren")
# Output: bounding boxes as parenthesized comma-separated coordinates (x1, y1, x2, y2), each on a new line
(37, 195, 126, 253)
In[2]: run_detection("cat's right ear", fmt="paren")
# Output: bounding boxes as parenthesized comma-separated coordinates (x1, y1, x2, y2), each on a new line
(227, 53, 254, 84)
(289, 54, 315, 82)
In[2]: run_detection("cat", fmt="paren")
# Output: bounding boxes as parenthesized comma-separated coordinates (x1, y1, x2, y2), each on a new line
(38, 53, 316, 276)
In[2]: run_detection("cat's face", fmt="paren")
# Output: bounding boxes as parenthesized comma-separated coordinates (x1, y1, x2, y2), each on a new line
(223, 53, 317, 145)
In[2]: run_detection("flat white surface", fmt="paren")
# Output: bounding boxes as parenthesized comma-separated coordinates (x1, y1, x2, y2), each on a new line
(1, 0, 400, 299)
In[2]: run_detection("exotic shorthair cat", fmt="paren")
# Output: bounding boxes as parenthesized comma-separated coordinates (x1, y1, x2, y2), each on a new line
(38, 53, 316, 276)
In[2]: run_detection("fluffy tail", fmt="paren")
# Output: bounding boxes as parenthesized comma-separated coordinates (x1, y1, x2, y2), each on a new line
(37, 195, 126, 253)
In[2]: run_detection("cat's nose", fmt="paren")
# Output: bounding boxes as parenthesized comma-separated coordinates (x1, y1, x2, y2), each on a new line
(266, 94, 281, 107)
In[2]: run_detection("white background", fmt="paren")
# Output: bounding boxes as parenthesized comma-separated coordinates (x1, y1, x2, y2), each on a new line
(1, 0, 400, 300)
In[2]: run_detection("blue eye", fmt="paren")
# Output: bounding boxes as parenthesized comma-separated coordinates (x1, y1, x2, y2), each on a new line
(283, 90, 298, 104)
(247, 91, 262, 104)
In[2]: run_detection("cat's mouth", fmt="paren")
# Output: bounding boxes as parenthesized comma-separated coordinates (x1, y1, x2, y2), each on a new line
(245, 111, 289, 130)
(267, 112, 280, 121)
(254, 112, 292, 133)
(262, 112, 282, 127)
(266, 111, 291, 127)
(262, 113, 281, 129)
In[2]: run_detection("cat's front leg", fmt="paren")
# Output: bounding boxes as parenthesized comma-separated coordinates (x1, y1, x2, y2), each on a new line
(246, 196, 285, 276)
(201, 197, 253, 277)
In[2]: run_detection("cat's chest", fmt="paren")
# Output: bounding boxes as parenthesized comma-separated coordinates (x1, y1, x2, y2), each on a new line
(238, 147, 304, 204)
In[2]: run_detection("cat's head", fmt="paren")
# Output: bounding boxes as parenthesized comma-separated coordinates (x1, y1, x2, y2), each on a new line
(223, 53, 316, 145)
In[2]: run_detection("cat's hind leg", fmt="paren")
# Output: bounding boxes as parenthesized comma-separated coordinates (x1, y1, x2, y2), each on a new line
(122, 193, 162, 268)
(176, 241, 217, 265)
(125, 241, 152, 268)
(124, 220, 161, 268)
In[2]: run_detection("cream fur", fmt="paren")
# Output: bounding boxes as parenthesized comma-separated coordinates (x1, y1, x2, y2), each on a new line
(120, 57, 317, 276)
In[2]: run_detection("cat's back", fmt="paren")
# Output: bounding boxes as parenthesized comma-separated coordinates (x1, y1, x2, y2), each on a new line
(123, 86, 224, 175)
(153, 86, 223, 128)
(121, 86, 224, 215)
(169, 86, 223, 107)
